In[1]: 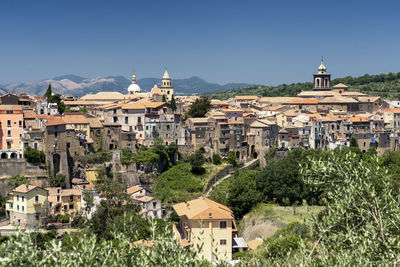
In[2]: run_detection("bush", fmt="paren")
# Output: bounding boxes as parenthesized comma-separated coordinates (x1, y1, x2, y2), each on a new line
(24, 147, 45, 164)
(71, 213, 85, 228)
(49, 173, 66, 188)
(59, 214, 70, 223)
(227, 151, 237, 167)
(188, 150, 205, 174)
(212, 153, 222, 165)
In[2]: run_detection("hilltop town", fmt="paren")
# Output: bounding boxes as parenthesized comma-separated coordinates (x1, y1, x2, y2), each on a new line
(1, 62, 400, 264)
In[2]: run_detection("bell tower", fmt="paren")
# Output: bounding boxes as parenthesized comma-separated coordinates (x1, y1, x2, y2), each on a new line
(313, 59, 331, 91)
(160, 69, 174, 101)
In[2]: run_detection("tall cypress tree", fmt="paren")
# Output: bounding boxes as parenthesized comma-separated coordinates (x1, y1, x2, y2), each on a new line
(44, 84, 52, 99)
(170, 94, 177, 112)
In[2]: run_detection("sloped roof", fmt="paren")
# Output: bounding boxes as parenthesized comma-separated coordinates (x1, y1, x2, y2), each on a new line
(44, 117, 66, 126)
(173, 197, 234, 220)
(347, 116, 370, 123)
(127, 185, 145, 195)
(23, 109, 37, 119)
(61, 189, 81, 196)
(332, 83, 349, 88)
(62, 114, 89, 124)
(0, 105, 23, 111)
(86, 117, 103, 128)
(341, 91, 368, 96)
(259, 97, 300, 103)
(383, 108, 400, 114)
(297, 91, 339, 97)
(291, 99, 320, 104)
(121, 103, 145, 110)
(81, 92, 126, 101)
(357, 96, 381, 103)
(235, 95, 259, 100)
(144, 102, 165, 108)
(319, 96, 359, 104)
(14, 184, 42, 193)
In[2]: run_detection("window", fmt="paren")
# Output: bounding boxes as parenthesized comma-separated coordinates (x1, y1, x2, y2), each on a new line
(22, 206, 24, 211)
(138, 117, 141, 124)
(7, 130, 11, 137)
(7, 120, 11, 127)
(35, 195, 39, 203)
(70, 196, 74, 202)
(19, 121, 22, 127)
(113, 117, 118, 123)
(55, 131, 58, 138)
(57, 196, 60, 202)
(69, 204, 73, 209)
(220, 239, 227, 245)
(125, 117, 128, 124)
(17, 205, 19, 210)
(153, 202, 157, 209)
(21, 196, 24, 201)
(17, 195, 19, 201)
(6, 110, 13, 114)
(9, 203, 13, 208)
(167, 125, 170, 130)
(220, 221, 227, 229)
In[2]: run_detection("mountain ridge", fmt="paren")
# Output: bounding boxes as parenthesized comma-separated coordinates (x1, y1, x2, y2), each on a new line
(0, 75, 253, 97)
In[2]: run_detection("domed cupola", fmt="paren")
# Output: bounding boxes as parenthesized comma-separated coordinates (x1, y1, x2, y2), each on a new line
(127, 74, 141, 94)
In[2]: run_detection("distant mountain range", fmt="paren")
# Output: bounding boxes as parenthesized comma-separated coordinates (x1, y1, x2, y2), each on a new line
(0, 75, 253, 97)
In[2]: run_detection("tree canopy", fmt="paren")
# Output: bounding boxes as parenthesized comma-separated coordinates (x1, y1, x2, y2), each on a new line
(186, 96, 212, 118)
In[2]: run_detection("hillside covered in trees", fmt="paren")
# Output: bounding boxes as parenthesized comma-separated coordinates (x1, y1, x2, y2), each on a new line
(207, 72, 400, 100)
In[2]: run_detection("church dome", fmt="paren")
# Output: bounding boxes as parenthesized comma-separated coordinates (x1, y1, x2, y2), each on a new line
(127, 74, 141, 94)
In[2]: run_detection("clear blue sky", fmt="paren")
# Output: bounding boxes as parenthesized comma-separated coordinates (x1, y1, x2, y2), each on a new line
(0, 0, 399, 85)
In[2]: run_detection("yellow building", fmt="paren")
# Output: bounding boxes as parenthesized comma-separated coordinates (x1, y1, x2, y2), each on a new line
(173, 197, 239, 262)
(6, 184, 48, 228)
(47, 187, 82, 215)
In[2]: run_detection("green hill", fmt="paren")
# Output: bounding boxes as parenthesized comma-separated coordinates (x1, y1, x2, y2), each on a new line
(206, 72, 400, 100)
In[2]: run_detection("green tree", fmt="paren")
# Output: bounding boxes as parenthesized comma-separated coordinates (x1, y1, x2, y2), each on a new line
(212, 153, 222, 165)
(8, 174, 29, 189)
(44, 84, 52, 99)
(170, 94, 177, 112)
(350, 136, 358, 147)
(227, 170, 263, 218)
(188, 150, 206, 174)
(24, 147, 45, 164)
(90, 168, 141, 240)
(186, 96, 212, 118)
(50, 173, 66, 188)
(255, 148, 323, 205)
(226, 151, 237, 167)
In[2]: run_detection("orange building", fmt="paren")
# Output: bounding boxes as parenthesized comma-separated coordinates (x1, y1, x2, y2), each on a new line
(0, 105, 24, 159)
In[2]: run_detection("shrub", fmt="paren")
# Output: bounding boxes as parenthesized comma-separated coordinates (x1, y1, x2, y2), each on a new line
(59, 214, 70, 223)
(24, 147, 45, 164)
(212, 153, 222, 165)
(188, 150, 205, 174)
(227, 151, 237, 167)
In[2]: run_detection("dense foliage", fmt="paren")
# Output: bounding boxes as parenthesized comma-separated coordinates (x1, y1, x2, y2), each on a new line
(207, 71, 400, 100)
(186, 96, 212, 118)
(44, 84, 66, 114)
(49, 173, 66, 188)
(7, 174, 29, 189)
(122, 140, 178, 172)
(153, 163, 204, 203)
(188, 150, 206, 174)
(24, 147, 45, 164)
